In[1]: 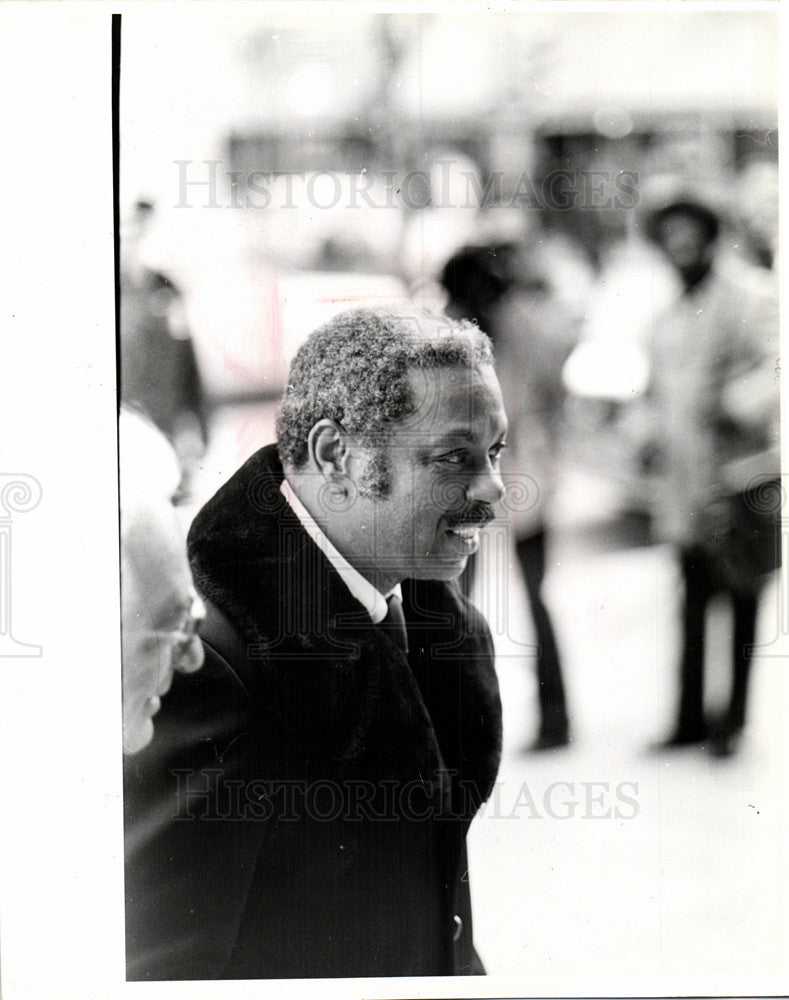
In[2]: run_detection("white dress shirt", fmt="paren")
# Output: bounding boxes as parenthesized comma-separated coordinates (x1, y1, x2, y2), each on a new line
(280, 478, 401, 625)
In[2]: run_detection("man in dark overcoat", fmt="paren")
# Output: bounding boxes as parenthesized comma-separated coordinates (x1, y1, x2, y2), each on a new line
(123, 307, 507, 980)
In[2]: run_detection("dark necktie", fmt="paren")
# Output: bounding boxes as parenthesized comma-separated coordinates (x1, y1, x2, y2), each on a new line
(382, 593, 409, 656)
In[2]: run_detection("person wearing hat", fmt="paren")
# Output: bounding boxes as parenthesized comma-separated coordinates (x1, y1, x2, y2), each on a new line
(641, 181, 780, 756)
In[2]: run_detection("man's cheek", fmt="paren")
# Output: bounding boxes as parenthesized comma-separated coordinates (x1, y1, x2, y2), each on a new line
(431, 472, 468, 512)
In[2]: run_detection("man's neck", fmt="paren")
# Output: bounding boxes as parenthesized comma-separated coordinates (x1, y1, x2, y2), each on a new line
(282, 476, 399, 618)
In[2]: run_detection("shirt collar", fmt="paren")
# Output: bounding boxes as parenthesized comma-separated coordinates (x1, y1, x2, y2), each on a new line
(280, 478, 400, 625)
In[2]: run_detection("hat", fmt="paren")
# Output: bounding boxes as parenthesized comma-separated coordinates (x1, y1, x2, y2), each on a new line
(638, 175, 726, 246)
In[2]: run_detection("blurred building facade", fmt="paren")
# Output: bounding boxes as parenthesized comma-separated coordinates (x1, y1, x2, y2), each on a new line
(121, 10, 778, 410)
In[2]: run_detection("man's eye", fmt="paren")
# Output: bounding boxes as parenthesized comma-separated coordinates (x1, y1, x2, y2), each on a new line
(438, 451, 467, 466)
(490, 443, 507, 461)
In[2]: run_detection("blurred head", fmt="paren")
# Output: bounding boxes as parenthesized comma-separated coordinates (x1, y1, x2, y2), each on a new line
(120, 409, 204, 755)
(644, 192, 721, 276)
(439, 243, 517, 335)
(651, 206, 718, 270)
(277, 307, 507, 592)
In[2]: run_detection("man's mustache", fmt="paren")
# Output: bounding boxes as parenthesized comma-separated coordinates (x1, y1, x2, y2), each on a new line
(446, 502, 496, 530)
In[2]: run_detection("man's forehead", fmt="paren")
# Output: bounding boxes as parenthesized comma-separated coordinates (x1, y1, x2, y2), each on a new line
(396, 363, 506, 440)
(404, 363, 501, 410)
(123, 510, 194, 619)
(125, 560, 192, 630)
(658, 209, 710, 234)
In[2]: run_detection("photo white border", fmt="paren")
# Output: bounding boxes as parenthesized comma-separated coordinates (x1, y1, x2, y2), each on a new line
(0, 2, 785, 998)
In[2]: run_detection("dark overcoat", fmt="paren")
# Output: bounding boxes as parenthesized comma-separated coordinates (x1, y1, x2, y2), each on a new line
(124, 445, 502, 980)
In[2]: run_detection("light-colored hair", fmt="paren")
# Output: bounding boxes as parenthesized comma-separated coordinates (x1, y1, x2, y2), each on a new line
(119, 407, 187, 628)
(119, 407, 181, 535)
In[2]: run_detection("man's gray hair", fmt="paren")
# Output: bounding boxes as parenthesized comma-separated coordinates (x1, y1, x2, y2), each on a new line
(276, 306, 494, 469)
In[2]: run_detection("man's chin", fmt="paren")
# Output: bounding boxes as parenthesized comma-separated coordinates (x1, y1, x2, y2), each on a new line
(411, 556, 469, 582)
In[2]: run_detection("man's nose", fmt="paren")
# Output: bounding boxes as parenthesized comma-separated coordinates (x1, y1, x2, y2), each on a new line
(175, 634, 205, 674)
(466, 462, 505, 507)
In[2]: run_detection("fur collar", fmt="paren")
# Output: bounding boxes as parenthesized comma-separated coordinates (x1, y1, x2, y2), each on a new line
(187, 444, 501, 811)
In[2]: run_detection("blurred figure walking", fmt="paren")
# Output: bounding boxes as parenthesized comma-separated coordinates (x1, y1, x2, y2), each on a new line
(642, 181, 780, 757)
(120, 199, 209, 502)
(442, 237, 583, 750)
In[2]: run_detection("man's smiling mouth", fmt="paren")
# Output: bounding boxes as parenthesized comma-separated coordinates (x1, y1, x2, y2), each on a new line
(445, 523, 486, 551)
(447, 524, 482, 541)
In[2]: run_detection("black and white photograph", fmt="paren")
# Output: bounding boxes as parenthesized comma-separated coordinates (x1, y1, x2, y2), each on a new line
(0, 3, 785, 999)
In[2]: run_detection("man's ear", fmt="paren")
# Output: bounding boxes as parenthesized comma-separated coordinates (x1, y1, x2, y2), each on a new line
(307, 420, 351, 479)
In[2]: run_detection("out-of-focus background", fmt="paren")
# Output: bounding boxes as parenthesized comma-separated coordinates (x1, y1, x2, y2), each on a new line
(121, 10, 779, 510)
(119, 8, 785, 984)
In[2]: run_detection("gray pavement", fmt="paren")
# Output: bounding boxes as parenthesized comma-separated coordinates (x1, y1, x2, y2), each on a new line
(467, 467, 787, 988)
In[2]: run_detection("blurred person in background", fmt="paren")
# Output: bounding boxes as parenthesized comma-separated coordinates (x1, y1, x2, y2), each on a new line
(736, 161, 779, 272)
(120, 199, 210, 502)
(120, 407, 205, 755)
(442, 235, 583, 750)
(641, 182, 780, 757)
